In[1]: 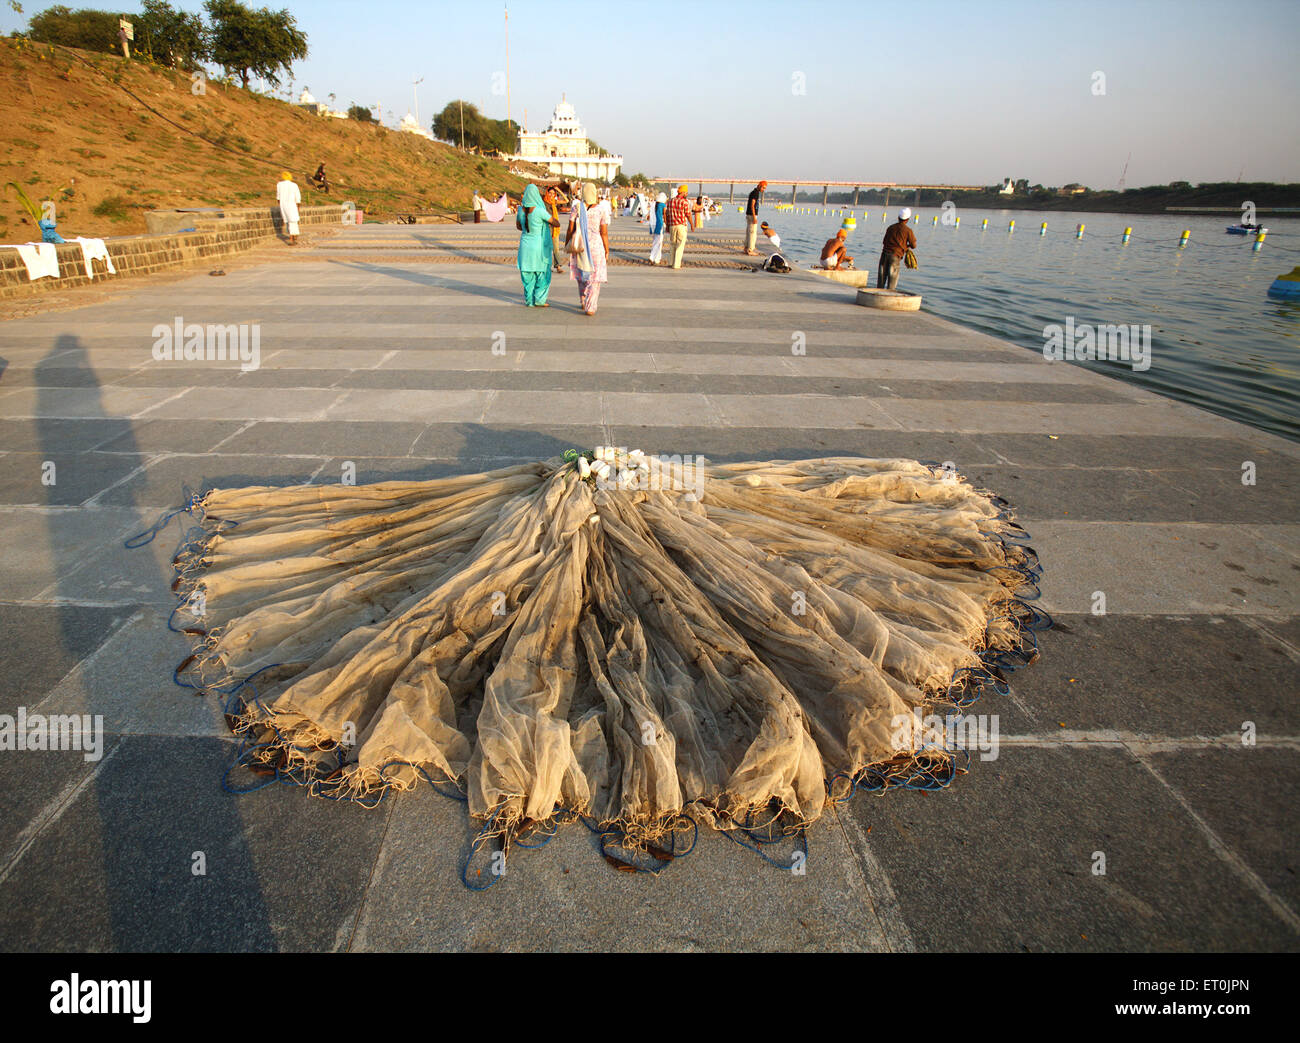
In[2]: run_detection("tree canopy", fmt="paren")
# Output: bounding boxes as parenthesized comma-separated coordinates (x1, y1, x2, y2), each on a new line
(20, 2, 304, 81)
(26, 6, 118, 52)
(204, 0, 306, 89)
(432, 100, 518, 154)
(136, 0, 207, 69)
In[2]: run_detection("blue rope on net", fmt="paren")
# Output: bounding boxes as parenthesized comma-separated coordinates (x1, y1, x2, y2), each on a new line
(123, 486, 203, 548)
(461, 808, 506, 891)
(721, 814, 808, 870)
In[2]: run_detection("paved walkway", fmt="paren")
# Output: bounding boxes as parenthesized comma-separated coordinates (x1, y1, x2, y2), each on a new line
(0, 222, 1296, 951)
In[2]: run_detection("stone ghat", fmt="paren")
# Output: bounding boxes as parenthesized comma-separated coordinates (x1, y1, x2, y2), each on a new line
(0, 205, 347, 300)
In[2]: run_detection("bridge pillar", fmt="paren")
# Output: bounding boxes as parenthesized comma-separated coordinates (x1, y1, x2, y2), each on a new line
(791, 183, 798, 205)
(698, 182, 704, 198)
(883, 187, 890, 207)
(852, 186, 859, 206)
(822, 185, 828, 205)
(729, 182, 734, 203)
(914, 188, 920, 205)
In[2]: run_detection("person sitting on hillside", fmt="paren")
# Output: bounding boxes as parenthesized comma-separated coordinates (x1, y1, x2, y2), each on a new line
(820, 229, 854, 269)
(309, 163, 330, 193)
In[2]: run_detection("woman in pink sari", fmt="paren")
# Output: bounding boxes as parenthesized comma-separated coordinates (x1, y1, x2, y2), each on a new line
(564, 183, 609, 315)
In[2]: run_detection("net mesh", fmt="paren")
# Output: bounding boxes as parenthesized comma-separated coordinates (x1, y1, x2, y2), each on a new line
(169, 454, 1042, 850)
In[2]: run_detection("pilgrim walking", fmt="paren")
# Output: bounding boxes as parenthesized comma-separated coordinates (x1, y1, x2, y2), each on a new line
(565, 183, 610, 314)
(516, 184, 559, 307)
(276, 171, 301, 245)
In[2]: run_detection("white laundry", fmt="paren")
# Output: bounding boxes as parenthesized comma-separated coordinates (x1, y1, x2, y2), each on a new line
(73, 237, 116, 279)
(8, 242, 61, 281)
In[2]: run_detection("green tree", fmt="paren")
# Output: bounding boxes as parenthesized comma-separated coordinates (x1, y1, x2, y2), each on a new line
(347, 104, 373, 123)
(26, 5, 118, 52)
(137, 0, 207, 69)
(204, 0, 306, 89)
(431, 100, 517, 153)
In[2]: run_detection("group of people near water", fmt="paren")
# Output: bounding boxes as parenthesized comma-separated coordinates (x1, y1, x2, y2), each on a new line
(511, 178, 921, 314)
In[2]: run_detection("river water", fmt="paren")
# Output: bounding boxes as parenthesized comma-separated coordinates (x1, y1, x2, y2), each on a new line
(687, 203, 1300, 442)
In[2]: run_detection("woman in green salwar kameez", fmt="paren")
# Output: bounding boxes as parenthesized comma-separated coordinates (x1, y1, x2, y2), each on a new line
(516, 184, 559, 306)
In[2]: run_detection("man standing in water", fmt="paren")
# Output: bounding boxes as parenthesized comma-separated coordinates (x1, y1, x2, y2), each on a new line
(878, 207, 917, 289)
(744, 180, 767, 255)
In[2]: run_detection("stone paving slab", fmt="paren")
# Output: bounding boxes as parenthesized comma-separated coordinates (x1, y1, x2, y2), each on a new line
(1018, 614, 1298, 736)
(965, 464, 1299, 524)
(0, 505, 144, 599)
(93, 453, 329, 508)
(840, 746, 1298, 952)
(0, 451, 143, 506)
(93, 419, 248, 455)
(1033, 522, 1300, 616)
(0, 417, 133, 452)
(32, 608, 223, 738)
(348, 786, 888, 953)
(0, 603, 133, 712)
(1151, 747, 1299, 913)
(0, 736, 390, 953)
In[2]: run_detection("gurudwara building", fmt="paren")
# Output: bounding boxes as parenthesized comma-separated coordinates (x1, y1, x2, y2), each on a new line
(509, 96, 622, 182)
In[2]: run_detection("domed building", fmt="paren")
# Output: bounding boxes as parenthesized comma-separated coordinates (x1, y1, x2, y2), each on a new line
(399, 112, 433, 139)
(509, 95, 622, 182)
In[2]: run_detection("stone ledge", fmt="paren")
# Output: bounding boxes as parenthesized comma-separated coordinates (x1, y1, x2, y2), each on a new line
(0, 205, 347, 300)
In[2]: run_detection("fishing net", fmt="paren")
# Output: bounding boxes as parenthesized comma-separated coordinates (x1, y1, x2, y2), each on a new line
(162, 451, 1044, 865)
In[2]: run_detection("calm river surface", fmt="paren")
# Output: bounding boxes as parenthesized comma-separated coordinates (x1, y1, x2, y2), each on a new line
(687, 203, 1300, 442)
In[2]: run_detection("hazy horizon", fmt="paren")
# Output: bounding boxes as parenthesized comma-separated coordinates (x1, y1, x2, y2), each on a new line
(5, 0, 1298, 188)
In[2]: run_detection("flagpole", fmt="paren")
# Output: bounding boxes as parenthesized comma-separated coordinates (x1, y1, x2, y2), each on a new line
(505, 5, 511, 133)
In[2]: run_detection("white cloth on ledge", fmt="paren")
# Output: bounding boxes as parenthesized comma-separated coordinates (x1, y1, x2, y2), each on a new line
(73, 237, 116, 279)
(8, 242, 61, 281)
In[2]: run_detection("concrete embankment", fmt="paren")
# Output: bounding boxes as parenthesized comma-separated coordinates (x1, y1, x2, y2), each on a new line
(0, 204, 348, 300)
(0, 220, 1295, 952)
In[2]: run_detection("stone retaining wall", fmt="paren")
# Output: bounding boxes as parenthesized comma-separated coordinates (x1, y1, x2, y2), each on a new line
(0, 205, 346, 300)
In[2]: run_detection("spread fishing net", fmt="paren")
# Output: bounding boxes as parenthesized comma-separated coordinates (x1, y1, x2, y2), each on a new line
(157, 451, 1045, 872)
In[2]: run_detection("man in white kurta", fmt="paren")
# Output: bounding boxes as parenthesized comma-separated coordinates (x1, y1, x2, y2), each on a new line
(276, 172, 302, 244)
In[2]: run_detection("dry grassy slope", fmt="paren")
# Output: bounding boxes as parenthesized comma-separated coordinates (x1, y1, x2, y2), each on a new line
(0, 37, 536, 239)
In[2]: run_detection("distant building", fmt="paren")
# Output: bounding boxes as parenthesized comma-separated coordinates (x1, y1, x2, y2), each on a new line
(507, 96, 622, 182)
(296, 89, 347, 120)
(997, 178, 1015, 195)
(399, 112, 433, 140)
(1059, 183, 1087, 195)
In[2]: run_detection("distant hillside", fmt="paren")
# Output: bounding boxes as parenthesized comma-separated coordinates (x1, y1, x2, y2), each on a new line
(0, 36, 538, 240)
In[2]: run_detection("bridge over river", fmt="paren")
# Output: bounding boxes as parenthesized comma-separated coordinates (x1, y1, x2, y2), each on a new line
(651, 178, 987, 206)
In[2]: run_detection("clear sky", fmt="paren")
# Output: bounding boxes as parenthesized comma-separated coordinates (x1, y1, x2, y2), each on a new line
(5, 0, 1298, 187)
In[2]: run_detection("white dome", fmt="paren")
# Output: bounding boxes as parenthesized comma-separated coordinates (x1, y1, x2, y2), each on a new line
(546, 98, 585, 137)
(298, 89, 316, 105)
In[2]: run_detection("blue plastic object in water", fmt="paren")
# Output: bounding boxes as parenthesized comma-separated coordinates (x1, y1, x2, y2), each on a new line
(1267, 266, 1300, 300)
